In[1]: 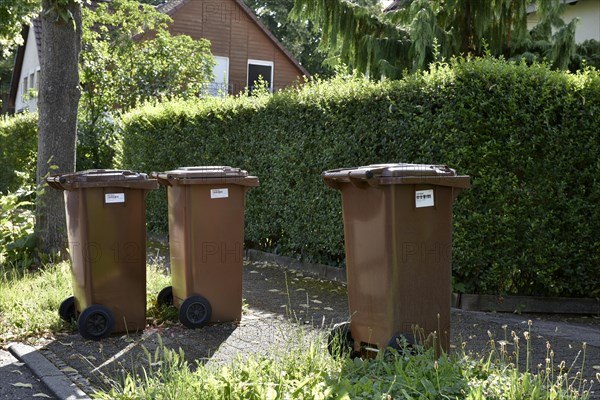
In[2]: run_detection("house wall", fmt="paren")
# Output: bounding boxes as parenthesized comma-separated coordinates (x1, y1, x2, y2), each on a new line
(167, 0, 306, 94)
(527, 0, 600, 43)
(15, 26, 40, 113)
(562, 0, 600, 43)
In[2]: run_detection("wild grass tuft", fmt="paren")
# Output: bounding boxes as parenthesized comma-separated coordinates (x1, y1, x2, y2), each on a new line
(0, 261, 72, 344)
(96, 331, 341, 400)
(94, 324, 594, 400)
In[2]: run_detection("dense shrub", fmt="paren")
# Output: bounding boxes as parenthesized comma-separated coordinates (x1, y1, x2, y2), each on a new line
(0, 185, 36, 269)
(0, 113, 37, 193)
(119, 58, 600, 298)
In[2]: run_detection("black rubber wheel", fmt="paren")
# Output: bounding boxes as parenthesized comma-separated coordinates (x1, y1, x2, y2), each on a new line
(327, 321, 355, 358)
(157, 286, 173, 306)
(58, 296, 76, 322)
(77, 305, 114, 341)
(179, 295, 212, 329)
(386, 332, 418, 356)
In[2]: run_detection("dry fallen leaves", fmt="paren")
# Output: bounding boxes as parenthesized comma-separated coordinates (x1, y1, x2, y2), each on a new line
(11, 382, 33, 388)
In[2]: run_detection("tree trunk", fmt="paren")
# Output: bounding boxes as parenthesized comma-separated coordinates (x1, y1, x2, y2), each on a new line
(36, 0, 82, 257)
(461, 1, 473, 54)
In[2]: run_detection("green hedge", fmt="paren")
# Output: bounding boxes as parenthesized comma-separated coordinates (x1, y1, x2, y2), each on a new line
(120, 58, 600, 298)
(0, 113, 38, 193)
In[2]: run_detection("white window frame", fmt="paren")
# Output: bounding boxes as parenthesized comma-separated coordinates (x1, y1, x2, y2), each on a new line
(208, 56, 230, 97)
(247, 59, 274, 92)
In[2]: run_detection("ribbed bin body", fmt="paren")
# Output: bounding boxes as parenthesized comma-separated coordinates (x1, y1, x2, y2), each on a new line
(323, 164, 470, 353)
(156, 167, 259, 323)
(48, 170, 158, 334)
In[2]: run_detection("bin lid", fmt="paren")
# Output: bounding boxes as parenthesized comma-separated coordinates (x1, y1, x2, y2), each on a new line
(46, 169, 159, 191)
(322, 163, 470, 189)
(152, 166, 259, 187)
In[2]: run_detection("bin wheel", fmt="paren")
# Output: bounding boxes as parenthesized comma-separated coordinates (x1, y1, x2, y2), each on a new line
(387, 332, 418, 356)
(77, 305, 114, 341)
(157, 286, 173, 306)
(179, 295, 212, 329)
(58, 296, 76, 322)
(327, 322, 355, 358)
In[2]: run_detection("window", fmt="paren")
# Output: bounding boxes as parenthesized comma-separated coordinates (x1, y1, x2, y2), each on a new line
(207, 56, 229, 96)
(247, 60, 273, 94)
(29, 73, 35, 90)
(22, 77, 28, 96)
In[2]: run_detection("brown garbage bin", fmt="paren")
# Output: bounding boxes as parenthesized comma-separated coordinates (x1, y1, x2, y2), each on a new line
(47, 170, 158, 340)
(322, 164, 469, 356)
(152, 166, 259, 328)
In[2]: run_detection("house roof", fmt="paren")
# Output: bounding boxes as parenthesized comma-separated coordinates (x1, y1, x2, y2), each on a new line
(157, 0, 310, 77)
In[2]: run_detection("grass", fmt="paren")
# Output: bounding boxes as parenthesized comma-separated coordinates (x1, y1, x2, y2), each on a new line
(94, 328, 594, 400)
(0, 259, 175, 344)
(0, 260, 596, 399)
(0, 261, 72, 343)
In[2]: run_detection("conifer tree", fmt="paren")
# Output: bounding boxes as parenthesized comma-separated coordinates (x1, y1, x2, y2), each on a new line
(292, 0, 578, 77)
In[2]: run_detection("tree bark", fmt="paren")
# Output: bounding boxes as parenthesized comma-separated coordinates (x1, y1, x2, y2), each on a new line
(461, 1, 473, 54)
(36, 0, 82, 257)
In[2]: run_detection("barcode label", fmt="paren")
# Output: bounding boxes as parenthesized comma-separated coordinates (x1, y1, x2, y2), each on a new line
(415, 189, 434, 208)
(211, 188, 229, 199)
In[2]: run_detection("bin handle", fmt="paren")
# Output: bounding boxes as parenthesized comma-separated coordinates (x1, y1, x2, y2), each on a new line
(46, 175, 70, 190)
(150, 172, 259, 187)
(322, 168, 381, 189)
(150, 172, 174, 186)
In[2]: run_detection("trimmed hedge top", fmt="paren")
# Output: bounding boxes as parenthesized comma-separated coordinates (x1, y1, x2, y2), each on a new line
(120, 57, 600, 298)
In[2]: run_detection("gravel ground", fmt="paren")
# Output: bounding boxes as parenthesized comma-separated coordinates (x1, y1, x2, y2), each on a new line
(21, 260, 600, 398)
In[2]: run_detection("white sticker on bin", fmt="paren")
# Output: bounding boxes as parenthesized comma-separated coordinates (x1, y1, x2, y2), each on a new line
(415, 189, 434, 208)
(211, 188, 229, 199)
(105, 193, 125, 204)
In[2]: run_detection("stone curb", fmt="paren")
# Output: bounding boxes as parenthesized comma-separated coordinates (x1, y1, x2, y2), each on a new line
(8, 342, 91, 400)
(245, 249, 347, 283)
(455, 294, 600, 315)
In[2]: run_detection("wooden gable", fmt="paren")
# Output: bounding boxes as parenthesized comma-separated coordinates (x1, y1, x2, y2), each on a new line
(161, 0, 309, 94)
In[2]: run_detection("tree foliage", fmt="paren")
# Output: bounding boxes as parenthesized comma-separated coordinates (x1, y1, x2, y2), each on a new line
(244, 0, 382, 76)
(573, 39, 600, 70)
(0, 0, 40, 56)
(291, 0, 411, 78)
(291, 0, 580, 77)
(78, 0, 215, 169)
(243, 0, 331, 76)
